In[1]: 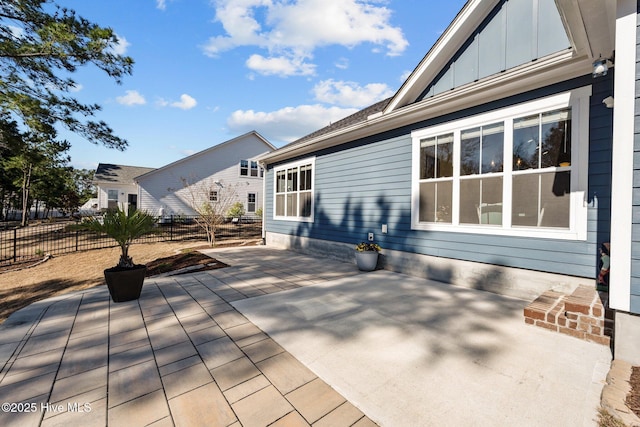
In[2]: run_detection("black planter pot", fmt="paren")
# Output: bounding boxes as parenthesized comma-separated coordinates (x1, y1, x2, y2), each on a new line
(103, 264, 146, 303)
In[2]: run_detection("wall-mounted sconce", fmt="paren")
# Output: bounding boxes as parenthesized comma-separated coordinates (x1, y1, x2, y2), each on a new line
(593, 54, 614, 78)
(602, 96, 614, 108)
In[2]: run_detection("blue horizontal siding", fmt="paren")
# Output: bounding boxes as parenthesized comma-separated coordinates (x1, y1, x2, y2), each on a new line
(266, 75, 612, 281)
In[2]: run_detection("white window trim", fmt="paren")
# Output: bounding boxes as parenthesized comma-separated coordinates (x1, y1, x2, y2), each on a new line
(411, 86, 591, 240)
(272, 157, 315, 222)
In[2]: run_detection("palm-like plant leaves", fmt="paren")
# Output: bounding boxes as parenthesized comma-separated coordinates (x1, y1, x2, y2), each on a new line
(74, 208, 159, 267)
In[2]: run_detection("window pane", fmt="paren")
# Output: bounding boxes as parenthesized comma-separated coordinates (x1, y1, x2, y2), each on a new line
(287, 168, 298, 192)
(513, 114, 540, 170)
(505, 0, 533, 68)
(454, 36, 478, 87)
(276, 195, 285, 216)
(240, 160, 249, 176)
(537, 0, 571, 57)
(459, 179, 480, 223)
(420, 138, 436, 179)
(300, 164, 312, 190)
(419, 182, 436, 222)
(482, 123, 504, 173)
(419, 181, 452, 223)
(107, 190, 118, 200)
(437, 134, 454, 178)
(250, 161, 258, 177)
(478, 6, 505, 76)
(299, 192, 312, 217)
(461, 128, 480, 175)
(541, 109, 571, 168)
(540, 171, 570, 228)
(276, 171, 286, 193)
(460, 177, 503, 225)
(512, 174, 539, 226)
(286, 193, 297, 216)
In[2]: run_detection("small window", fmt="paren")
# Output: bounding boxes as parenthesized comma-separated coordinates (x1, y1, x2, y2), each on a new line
(209, 190, 218, 202)
(250, 161, 259, 177)
(107, 189, 118, 210)
(247, 193, 256, 213)
(240, 160, 249, 176)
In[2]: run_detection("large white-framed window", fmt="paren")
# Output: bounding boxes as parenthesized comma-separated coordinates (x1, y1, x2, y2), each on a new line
(411, 86, 590, 240)
(107, 189, 118, 210)
(273, 158, 315, 222)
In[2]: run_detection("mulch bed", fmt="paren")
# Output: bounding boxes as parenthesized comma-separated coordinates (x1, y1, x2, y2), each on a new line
(627, 366, 640, 418)
(145, 252, 228, 276)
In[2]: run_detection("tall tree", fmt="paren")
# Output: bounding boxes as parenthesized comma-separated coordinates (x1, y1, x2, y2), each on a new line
(0, 0, 133, 150)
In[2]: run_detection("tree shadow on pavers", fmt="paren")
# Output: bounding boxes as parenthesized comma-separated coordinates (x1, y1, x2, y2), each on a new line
(0, 279, 104, 324)
(233, 264, 526, 367)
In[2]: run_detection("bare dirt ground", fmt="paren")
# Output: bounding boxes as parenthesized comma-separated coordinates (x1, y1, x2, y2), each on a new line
(0, 241, 254, 324)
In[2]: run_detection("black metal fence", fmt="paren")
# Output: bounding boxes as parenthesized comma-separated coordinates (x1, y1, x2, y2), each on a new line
(0, 216, 262, 266)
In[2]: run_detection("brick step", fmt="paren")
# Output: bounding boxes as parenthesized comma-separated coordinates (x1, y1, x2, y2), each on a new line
(524, 285, 611, 346)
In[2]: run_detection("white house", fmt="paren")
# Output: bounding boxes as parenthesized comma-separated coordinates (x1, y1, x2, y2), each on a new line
(135, 131, 275, 217)
(93, 164, 156, 212)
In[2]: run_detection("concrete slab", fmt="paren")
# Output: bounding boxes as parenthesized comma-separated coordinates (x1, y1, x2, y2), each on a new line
(233, 270, 612, 427)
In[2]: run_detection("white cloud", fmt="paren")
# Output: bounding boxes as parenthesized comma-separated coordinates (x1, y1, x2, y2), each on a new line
(203, 0, 407, 76)
(334, 57, 349, 70)
(110, 33, 130, 55)
(246, 54, 315, 77)
(227, 104, 358, 143)
(170, 94, 198, 110)
(312, 79, 394, 108)
(156, 0, 169, 10)
(116, 90, 146, 106)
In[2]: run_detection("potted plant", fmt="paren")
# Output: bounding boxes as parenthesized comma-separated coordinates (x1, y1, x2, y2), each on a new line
(355, 242, 381, 271)
(73, 207, 159, 302)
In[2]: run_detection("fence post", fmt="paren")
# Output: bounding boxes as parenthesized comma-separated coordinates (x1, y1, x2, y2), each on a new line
(75, 229, 79, 252)
(13, 228, 17, 263)
(170, 215, 174, 241)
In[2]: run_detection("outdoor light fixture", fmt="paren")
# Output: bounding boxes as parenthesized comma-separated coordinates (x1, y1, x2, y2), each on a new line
(592, 58, 608, 77)
(593, 54, 614, 78)
(603, 96, 614, 108)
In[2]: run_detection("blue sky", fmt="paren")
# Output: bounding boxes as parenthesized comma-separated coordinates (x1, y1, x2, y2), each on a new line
(57, 0, 467, 170)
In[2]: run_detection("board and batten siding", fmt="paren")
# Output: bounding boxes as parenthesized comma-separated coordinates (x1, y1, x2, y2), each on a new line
(266, 75, 613, 281)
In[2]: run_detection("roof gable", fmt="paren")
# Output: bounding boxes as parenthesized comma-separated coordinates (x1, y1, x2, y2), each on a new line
(135, 130, 275, 181)
(387, 0, 574, 112)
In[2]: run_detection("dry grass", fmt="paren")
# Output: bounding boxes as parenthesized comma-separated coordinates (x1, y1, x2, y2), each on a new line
(0, 242, 204, 324)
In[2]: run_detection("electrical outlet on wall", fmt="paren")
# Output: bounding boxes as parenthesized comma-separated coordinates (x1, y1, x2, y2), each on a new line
(368, 232, 374, 241)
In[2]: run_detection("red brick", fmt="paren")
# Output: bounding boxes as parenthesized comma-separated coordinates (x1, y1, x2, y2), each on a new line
(585, 334, 611, 346)
(557, 313, 567, 327)
(535, 321, 558, 332)
(592, 306, 603, 317)
(591, 325, 601, 335)
(564, 301, 590, 314)
(578, 322, 590, 332)
(568, 320, 578, 329)
(524, 317, 534, 325)
(524, 307, 546, 321)
(559, 327, 585, 340)
(566, 312, 578, 321)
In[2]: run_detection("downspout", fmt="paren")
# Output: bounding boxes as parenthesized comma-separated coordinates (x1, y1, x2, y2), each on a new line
(259, 160, 267, 244)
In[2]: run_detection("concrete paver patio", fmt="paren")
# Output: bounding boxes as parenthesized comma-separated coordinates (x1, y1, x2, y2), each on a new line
(0, 246, 612, 426)
(0, 247, 376, 427)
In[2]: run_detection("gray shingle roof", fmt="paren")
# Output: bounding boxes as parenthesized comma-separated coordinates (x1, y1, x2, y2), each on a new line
(284, 97, 392, 147)
(93, 163, 156, 184)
